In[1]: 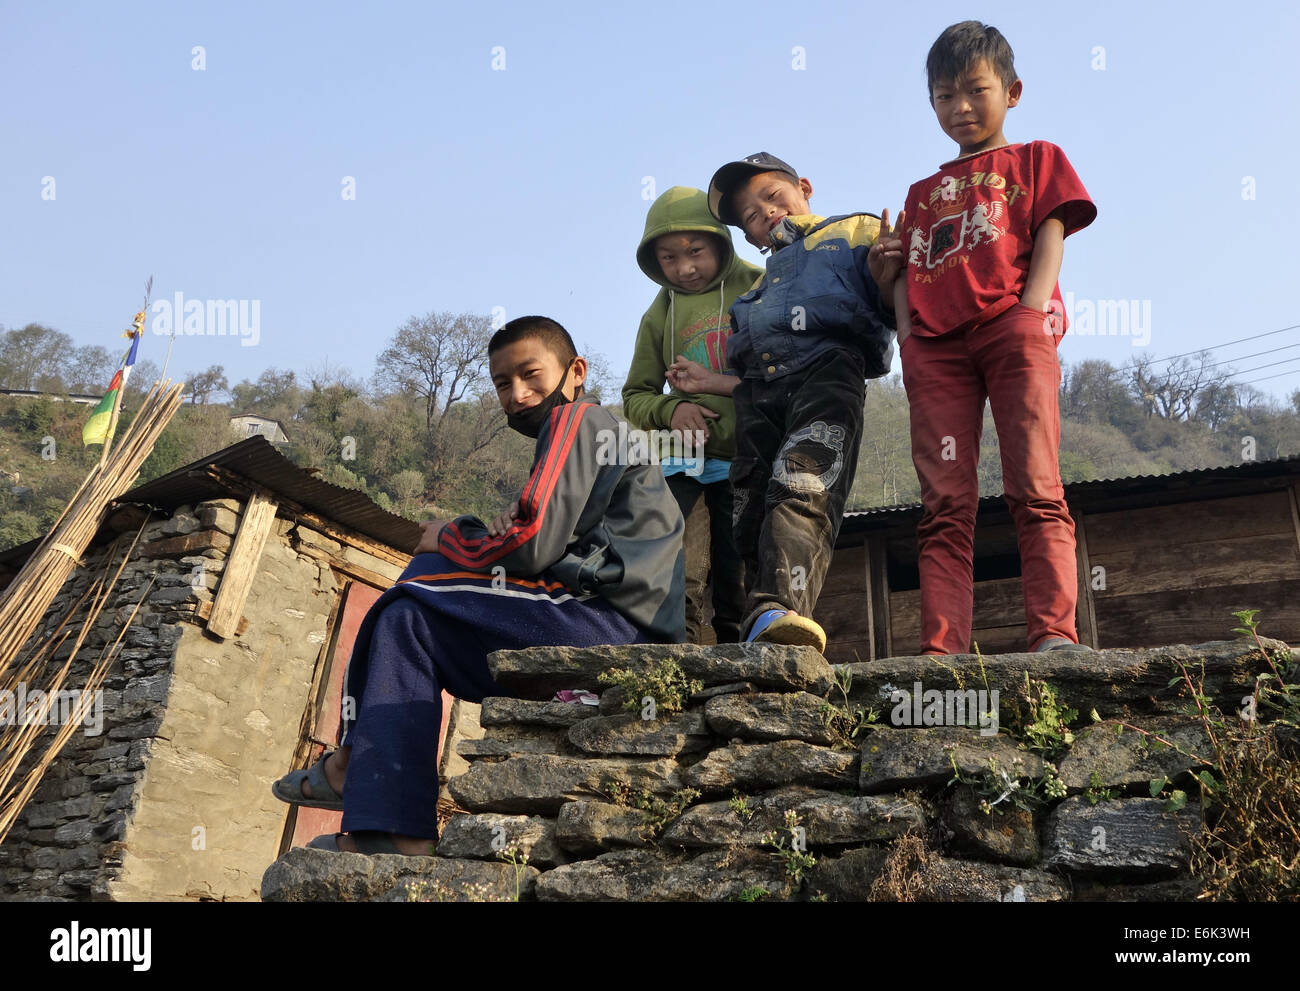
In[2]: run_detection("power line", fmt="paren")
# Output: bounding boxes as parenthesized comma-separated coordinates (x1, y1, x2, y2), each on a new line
(1198, 340, 1300, 372)
(1139, 322, 1300, 367)
(1239, 368, 1300, 387)
(1226, 355, 1300, 378)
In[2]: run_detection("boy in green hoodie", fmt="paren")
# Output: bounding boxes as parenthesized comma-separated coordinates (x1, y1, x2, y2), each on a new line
(622, 186, 764, 643)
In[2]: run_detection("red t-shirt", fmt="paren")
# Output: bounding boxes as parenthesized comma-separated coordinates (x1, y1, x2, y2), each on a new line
(900, 141, 1096, 339)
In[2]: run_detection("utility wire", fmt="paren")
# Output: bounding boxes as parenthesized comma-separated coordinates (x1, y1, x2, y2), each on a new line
(1239, 368, 1300, 387)
(1197, 340, 1300, 372)
(1226, 355, 1300, 378)
(1137, 323, 1300, 367)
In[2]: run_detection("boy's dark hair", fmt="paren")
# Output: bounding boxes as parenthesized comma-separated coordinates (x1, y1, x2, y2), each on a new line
(926, 21, 1017, 98)
(488, 315, 578, 365)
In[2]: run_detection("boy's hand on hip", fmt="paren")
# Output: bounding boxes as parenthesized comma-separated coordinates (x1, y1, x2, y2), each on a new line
(413, 519, 449, 555)
(670, 401, 719, 440)
(868, 208, 907, 301)
(487, 500, 521, 537)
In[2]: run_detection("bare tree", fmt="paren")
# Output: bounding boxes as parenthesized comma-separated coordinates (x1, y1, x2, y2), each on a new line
(578, 341, 619, 405)
(376, 311, 494, 437)
(187, 365, 229, 405)
(374, 312, 510, 490)
(1126, 351, 1233, 421)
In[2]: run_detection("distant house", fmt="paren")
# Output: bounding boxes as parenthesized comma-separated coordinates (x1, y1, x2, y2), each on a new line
(228, 413, 289, 444)
(818, 456, 1300, 662)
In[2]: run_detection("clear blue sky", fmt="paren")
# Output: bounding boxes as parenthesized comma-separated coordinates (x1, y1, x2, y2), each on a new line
(3, 0, 1298, 400)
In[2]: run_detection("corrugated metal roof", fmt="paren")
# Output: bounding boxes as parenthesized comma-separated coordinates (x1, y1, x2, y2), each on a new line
(843, 453, 1300, 521)
(0, 436, 421, 567)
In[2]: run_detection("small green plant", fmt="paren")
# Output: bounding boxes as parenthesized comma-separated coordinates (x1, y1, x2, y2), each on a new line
(403, 845, 529, 902)
(497, 844, 530, 902)
(1231, 609, 1297, 728)
(821, 665, 880, 750)
(762, 809, 816, 886)
(947, 749, 1066, 814)
(598, 658, 703, 716)
(1009, 672, 1077, 756)
(1087, 609, 1299, 901)
(1084, 770, 1118, 806)
(732, 885, 770, 902)
(729, 791, 755, 822)
(1147, 774, 1190, 813)
(404, 877, 500, 902)
(605, 781, 700, 840)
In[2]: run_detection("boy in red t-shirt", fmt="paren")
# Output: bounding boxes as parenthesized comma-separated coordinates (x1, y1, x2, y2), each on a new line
(870, 21, 1097, 655)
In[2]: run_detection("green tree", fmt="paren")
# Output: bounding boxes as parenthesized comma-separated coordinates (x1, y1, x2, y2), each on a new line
(187, 365, 229, 405)
(63, 345, 116, 393)
(0, 510, 41, 551)
(0, 324, 73, 391)
(389, 469, 426, 518)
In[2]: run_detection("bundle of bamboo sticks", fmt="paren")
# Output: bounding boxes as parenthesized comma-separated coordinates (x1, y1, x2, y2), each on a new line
(0, 379, 183, 669)
(0, 533, 154, 844)
(0, 376, 184, 846)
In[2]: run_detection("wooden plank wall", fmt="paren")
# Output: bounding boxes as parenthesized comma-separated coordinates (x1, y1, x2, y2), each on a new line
(889, 576, 1028, 656)
(1086, 491, 1300, 647)
(816, 544, 872, 664)
(823, 483, 1300, 660)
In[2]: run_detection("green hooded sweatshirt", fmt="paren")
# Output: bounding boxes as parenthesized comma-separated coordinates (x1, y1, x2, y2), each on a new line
(621, 186, 763, 462)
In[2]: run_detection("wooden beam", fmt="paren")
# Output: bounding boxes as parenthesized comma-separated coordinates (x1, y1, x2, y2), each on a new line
(1072, 507, 1100, 649)
(863, 538, 876, 662)
(201, 465, 413, 566)
(1289, 483, 1300, 561)
(195, 599, 249, 637)
(294, 509, 413, 568)
(104, 504, 154, 535)
(869, 536, 892, 659)
(138, 529, 233, 559)
(206, 489, 278, 639)
(293, 543, 396, 591)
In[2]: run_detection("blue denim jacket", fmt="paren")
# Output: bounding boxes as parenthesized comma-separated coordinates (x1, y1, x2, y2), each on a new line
(726, 213, 896, 382)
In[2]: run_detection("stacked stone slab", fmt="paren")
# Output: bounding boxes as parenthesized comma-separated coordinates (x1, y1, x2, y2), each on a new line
(261, 637, 1287, 902)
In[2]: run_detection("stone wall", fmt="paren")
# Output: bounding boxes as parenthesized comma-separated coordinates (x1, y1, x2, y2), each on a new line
(261, 637, 1288, 902)
(1, 497, 343, 901)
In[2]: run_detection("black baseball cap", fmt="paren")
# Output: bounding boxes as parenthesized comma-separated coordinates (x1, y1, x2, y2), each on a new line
(707, 152, 800, 226)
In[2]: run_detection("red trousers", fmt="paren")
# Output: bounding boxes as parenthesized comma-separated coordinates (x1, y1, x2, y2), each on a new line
(901, 303, 1078, 655)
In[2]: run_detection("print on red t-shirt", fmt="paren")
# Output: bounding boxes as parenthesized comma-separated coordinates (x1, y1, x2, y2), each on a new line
(901, 141, 1096, 340)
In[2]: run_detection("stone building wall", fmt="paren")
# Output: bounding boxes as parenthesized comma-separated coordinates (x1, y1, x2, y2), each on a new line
(1, 497, 343, 901)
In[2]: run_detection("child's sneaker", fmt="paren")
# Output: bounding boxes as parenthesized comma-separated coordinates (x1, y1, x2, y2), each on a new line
(745, 608, 827, 653)
(553, 689, 601, 706)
